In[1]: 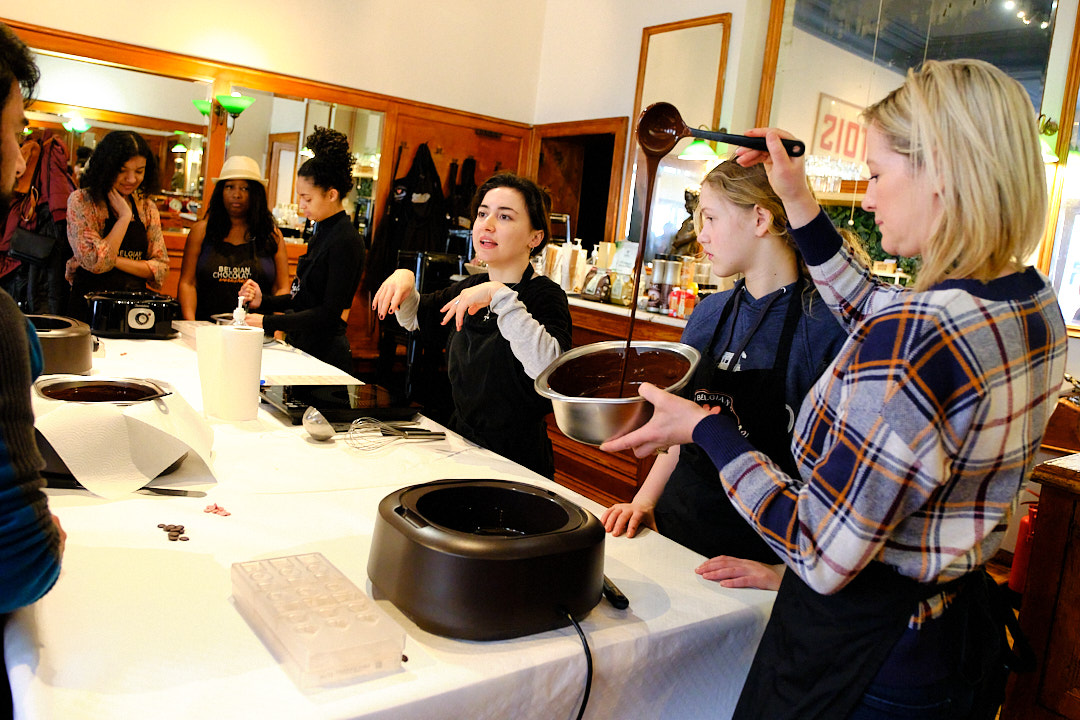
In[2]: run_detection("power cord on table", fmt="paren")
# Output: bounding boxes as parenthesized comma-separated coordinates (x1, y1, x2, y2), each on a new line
(564, 609, 593, 720)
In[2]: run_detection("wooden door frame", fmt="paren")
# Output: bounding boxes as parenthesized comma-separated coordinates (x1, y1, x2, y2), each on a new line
(527, 116, 628, 246)
(266, 131, 300, 208)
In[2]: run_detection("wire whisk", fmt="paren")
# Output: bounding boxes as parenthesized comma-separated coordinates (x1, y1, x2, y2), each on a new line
(345, 417, 446, 452)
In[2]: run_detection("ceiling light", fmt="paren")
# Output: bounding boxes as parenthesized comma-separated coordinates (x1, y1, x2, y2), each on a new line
(216, 94, 255, 117)
(678, 139, 720, 161)
(61, 112, 89, 133)
(213, 94, 256, 136)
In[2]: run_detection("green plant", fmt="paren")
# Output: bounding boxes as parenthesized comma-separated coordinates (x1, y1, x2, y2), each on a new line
(822, 204, 920, 283)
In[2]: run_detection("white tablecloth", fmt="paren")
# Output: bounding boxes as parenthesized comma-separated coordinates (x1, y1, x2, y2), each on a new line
(5, 334, 773, 719)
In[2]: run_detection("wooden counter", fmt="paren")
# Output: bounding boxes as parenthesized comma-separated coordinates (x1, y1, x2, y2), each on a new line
(549, 298, 685, 506)
(1002, 453, 1080, 719)
(159, 231, 307, 299)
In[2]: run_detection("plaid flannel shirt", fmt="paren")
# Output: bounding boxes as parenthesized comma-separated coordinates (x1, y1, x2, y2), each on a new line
(693, 210, 1067, 623)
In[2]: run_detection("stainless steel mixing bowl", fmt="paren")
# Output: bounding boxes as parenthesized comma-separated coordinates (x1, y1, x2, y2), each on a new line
(535, 341, 700, 446)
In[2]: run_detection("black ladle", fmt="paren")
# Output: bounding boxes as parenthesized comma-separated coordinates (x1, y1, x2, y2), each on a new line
(637, 101, 805, 158)
(615, 103, 807, 396)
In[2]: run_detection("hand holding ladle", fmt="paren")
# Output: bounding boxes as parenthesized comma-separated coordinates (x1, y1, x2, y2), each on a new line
(636, 102, 805, 158)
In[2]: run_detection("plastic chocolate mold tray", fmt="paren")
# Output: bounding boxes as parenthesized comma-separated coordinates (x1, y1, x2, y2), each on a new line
(231, 552, 404, 690)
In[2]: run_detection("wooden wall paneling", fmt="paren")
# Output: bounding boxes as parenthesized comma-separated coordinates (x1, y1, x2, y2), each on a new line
(1035, 488, 1080, 717)
(392, 110, 530, 196)
(1002, 473, 1080, 719)
(755, 0, 787, 127)
(548, 417, 653, 506)
(537, 137, 586, 238)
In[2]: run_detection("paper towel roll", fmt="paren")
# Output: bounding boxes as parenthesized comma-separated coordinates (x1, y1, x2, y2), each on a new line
(197, 325, 263, 421)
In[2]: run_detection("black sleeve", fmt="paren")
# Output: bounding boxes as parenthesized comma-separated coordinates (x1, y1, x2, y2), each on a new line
(413, 275, 481, 349)
(263, 224, 364, 335)
(519, 276, 573, 352)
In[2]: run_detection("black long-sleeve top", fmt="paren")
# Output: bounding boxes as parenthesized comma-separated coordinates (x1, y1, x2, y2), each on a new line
(261, 211, 364, 335)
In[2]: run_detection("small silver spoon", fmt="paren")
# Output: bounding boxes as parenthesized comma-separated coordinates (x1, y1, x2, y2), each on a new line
(302, 406, 337, 442)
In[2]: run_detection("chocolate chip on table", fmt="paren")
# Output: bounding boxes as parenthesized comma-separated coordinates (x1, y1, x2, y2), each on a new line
(160, 523, 191, 542)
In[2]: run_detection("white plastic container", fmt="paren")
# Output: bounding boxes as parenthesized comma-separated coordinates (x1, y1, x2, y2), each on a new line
(231, 552, 404, 690)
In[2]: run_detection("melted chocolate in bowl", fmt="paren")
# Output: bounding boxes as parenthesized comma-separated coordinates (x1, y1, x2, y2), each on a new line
(549, 348, 690, 399)
(41, 382, 158, 403)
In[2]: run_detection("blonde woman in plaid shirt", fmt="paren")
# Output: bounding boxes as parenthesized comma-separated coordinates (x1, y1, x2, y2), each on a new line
(604, 59, 1066, 720)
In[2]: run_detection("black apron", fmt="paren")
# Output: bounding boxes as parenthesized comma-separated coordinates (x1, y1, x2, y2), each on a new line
(279, 228, 352, 374)
(446, 265, 555, 479)
(655, 279, 802, 563)
(733, 562, 986, 720)
(69, 198, 149, 323)
(195, 237, 274, 321)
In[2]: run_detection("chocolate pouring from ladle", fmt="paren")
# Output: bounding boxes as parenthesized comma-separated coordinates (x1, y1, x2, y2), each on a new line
(617, 104, 805, 396)
(636, 102, 806, 158)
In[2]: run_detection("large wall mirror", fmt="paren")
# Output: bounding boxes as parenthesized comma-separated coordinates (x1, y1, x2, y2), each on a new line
(228, 85, 384, 243)
(762, 0, 1059, 160)
(756, 0, 1066, 283)
(619, 14, 731, 260)
(27, 51, 210, 219)
(8, 19, 390, 247)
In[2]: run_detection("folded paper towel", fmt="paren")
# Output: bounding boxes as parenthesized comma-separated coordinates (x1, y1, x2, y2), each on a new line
(33, 387, 214, 499)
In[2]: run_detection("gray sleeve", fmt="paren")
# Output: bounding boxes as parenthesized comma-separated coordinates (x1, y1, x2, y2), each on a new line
(392, 288, 421, 331)
(491, 285, 563, 379)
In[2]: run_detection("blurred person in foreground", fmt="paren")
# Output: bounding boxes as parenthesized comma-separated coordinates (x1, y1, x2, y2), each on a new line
(0, 19, 66, 718)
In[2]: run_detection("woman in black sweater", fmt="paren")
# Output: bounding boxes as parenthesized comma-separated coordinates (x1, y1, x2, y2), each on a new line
(240, 128, 365, 373)
(373, 173, 571, 477)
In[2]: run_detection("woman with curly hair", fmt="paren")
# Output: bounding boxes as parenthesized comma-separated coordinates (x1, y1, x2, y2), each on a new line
(240, 127, 365, 373)
(178, 155, 288, 320)
(65, 130, 167, 322)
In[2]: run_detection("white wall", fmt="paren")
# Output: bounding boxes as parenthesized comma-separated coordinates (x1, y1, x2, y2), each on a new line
(3, 0, 547, 123)
(3, 2, 769, 128)
(533, 0, 765, 133)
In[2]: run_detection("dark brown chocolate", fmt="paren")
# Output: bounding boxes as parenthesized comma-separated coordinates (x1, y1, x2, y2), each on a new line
(549, 348, 690, 399)
(42, 383, 158, 403)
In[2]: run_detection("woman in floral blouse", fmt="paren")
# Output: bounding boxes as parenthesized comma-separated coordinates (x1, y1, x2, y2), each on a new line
(65, 130, 167, 321)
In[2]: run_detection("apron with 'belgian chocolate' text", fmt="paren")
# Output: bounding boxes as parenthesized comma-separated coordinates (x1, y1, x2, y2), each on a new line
(69, 197, 149, 322)
(654, 278, 802, 563)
